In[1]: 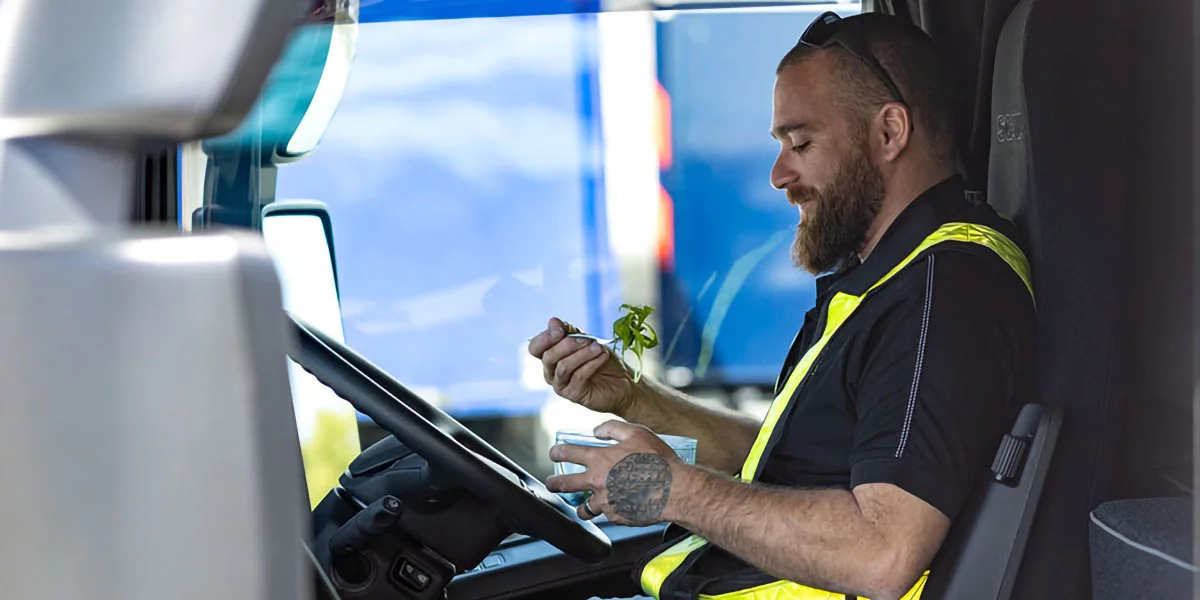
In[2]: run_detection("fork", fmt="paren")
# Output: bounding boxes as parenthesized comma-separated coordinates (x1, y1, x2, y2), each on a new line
(527, 333, 615, 345)
(565, 333, 615, 345)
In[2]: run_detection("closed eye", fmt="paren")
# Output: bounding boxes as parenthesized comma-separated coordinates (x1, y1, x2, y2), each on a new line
(791, 141, 811, 154)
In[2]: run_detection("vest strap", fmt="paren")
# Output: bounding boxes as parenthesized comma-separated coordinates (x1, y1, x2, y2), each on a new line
(638, 223, 1033, 600)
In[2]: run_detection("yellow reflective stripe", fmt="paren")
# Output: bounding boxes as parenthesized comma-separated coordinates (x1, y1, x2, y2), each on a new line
(739, 289, 863, 482)
(698, 579, 844, 599)
(899, 571, 928, 600)
(640, 534, 710, 597)
(695, 571, 929, 600)
(878, 222, 1034, 299)
(740, 222, 1030, 483)
(639, 222, 1029, 600)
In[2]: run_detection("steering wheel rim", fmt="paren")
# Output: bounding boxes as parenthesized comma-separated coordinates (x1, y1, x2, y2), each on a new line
(286, 315, 612, 564)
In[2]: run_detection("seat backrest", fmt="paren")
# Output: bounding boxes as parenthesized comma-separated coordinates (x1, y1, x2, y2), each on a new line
(922, 403, 1062, 599)
(925, 0, 1146, 595)
(921, 4, 1067, 597)
(969, 0, 1137, 598)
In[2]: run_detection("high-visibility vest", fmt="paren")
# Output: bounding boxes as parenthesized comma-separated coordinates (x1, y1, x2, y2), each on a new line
(637, 222, 1034, 600)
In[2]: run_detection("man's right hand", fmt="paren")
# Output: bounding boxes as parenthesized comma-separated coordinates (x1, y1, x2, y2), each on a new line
(528, 317, 637, 416)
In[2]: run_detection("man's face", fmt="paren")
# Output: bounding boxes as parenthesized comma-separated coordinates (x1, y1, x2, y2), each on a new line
(770, 53, 886, 275)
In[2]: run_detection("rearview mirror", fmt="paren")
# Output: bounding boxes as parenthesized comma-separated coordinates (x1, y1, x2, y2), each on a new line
(261, 199, 361, 508)
(261, 200, 344, 341)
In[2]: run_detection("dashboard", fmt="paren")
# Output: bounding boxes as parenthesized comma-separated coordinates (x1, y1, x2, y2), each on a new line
(448, 520, 668, 600)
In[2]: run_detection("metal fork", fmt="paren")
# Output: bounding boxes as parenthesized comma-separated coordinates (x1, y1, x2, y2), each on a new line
(527, 332, 615, 345)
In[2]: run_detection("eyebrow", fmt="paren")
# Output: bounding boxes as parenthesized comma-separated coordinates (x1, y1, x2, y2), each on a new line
(770, 122, 810, 140)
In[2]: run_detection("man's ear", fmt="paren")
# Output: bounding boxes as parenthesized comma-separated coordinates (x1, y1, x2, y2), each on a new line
(876, 103, 912, 163)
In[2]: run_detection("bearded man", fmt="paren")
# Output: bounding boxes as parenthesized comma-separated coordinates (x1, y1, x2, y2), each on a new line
(529, 11, 1036, 600)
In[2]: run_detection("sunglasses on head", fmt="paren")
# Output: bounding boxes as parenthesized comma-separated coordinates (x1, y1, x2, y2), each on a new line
(800, 11, 907, 107)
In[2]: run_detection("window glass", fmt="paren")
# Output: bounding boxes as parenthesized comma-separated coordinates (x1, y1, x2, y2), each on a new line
(272, 4, 861, 479)
(657, 6, 860, 386)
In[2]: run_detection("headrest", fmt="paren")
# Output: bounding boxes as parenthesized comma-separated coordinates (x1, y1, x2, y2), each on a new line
(986, 0, 1035, 239)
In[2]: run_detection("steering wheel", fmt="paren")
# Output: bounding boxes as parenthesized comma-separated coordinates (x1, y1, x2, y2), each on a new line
(286, 315, 612, 564)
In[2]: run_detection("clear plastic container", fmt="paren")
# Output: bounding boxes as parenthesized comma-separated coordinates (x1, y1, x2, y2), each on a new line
(552, 430, 698, 506)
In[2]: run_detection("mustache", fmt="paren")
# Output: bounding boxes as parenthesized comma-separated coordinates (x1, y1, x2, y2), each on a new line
(786, 185, 821, 207)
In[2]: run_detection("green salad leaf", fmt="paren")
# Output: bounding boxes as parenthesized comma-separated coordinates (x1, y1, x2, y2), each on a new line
(610, 303, 659, 383)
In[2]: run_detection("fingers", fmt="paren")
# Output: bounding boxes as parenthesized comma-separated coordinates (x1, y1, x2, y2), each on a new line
(544, 472, 592, 494)
(594, 419, 646, 442)
(528, 318, 568, 358)
(529, 317, 585, 357)
(560, 350, 609, 398)
(551, 341, 605, 389)
(563, 320, 582, 336)
(541, 337, 594, 386)
(577, 496, 607, 521)
(577, 503, 594, 520)
(549, 443, 601, 466)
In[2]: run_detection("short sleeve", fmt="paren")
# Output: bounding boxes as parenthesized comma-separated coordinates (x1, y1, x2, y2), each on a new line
(847, 250, 1035, 519)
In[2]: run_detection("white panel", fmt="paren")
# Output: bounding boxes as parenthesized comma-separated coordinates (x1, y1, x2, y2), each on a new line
(0, 230, 308, 600)
(0, 0, 303, 140)
(0, 141, 95, 229)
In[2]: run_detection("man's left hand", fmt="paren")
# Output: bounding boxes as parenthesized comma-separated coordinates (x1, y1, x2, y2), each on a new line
(546, 420, 686, 526)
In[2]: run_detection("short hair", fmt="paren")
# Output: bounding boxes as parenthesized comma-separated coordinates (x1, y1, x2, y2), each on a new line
(777, 13, 959, 163)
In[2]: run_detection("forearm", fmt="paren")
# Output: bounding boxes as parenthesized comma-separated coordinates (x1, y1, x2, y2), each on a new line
(619, 378, 760, 474)
(665, 467, 919, 600)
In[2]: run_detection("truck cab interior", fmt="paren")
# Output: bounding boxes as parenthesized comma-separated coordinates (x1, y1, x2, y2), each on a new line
(0, 1, 1193, 600)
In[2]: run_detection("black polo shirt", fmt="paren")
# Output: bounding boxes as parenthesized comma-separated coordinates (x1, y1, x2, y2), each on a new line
(758, 175, 1036, 518)
(686, 175, 1036, 587)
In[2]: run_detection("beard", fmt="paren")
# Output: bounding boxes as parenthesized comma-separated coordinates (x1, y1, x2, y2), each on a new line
(789, 139, 886, 275)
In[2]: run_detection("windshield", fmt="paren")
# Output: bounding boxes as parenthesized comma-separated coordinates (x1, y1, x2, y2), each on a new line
(186, 2, 862, 488)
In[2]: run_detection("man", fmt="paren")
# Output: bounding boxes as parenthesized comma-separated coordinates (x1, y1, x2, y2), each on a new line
(528, 12, 1035, 600)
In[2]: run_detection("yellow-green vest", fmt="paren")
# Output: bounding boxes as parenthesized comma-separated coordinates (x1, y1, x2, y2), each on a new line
(638, 223, 1034, 600)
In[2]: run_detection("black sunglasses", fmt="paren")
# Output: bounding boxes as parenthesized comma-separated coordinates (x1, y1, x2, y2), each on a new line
(800, 11, 906, 107)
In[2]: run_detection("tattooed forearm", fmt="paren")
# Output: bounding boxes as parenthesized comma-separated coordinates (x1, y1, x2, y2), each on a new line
(666, 472, 947, 599)
(606, 453, 673, 525)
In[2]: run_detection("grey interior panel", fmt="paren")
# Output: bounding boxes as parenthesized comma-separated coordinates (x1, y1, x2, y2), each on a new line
(0, 230, 308, 600)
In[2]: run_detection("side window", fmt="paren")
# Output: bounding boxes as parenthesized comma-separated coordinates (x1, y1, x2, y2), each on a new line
(655, 8, 858, 387)
(273, 6, 861, 477)
(278, 15, 614, 477)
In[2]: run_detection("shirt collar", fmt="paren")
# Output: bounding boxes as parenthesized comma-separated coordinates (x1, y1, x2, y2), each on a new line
(815, 175, 968, 298)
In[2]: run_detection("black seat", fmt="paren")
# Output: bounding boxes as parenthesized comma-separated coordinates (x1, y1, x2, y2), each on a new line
(919, 3, 1068, 596)
(921, 402, 1061, 599)
(959, 0, 1157, 596)
(1089, 497, 1195, 599)
(900, 0, 1191, 595)
(976, 0, 1192, 597)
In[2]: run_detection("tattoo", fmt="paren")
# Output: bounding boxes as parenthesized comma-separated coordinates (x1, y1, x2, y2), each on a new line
(606, 453, 672, 525)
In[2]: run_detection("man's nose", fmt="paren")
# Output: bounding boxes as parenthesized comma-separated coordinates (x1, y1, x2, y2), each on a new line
(770, 155, 798, 191)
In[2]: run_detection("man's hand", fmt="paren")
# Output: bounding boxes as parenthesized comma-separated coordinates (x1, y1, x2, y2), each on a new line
(544, 420, 686, 526)
(529, 316, 762, 475)
(528, 317, 638, 416)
